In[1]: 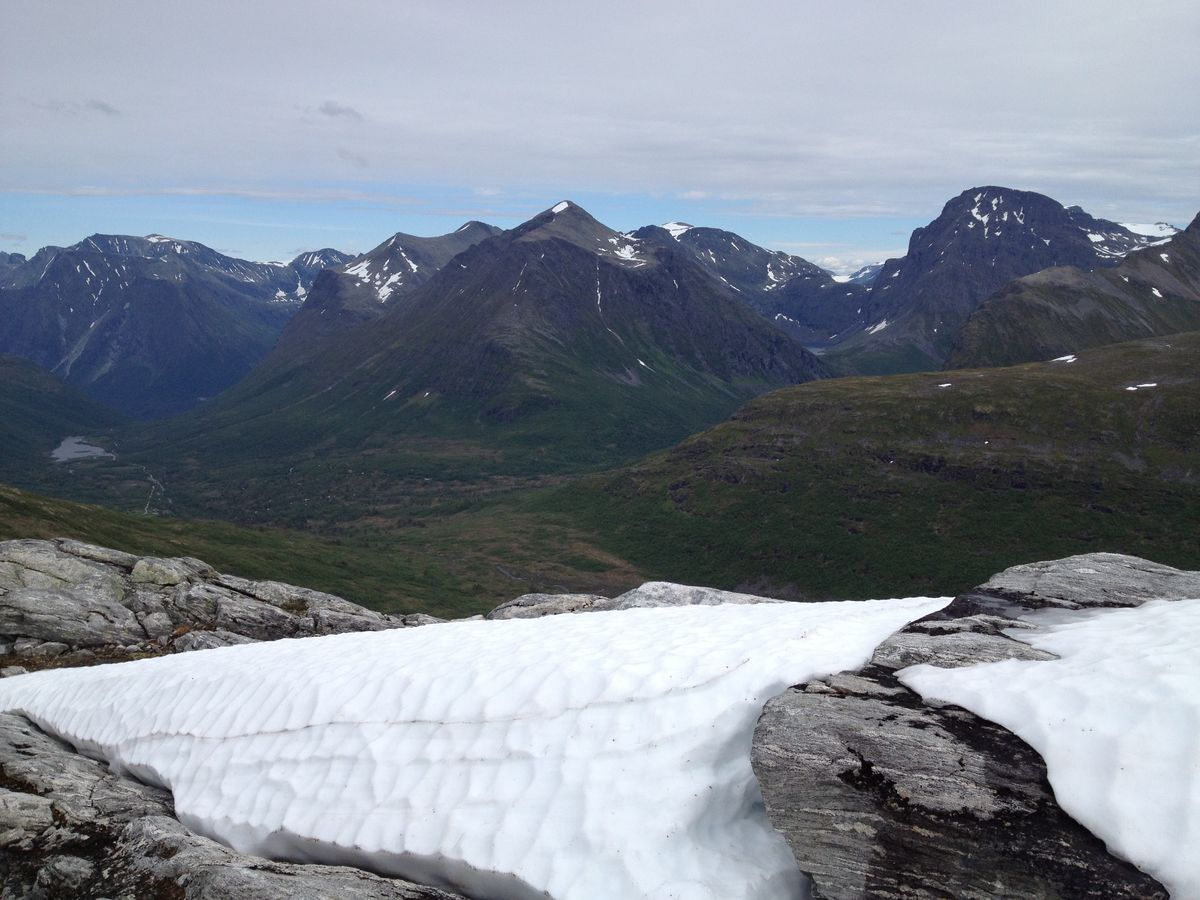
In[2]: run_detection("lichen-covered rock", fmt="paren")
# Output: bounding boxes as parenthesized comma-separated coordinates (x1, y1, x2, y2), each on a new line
(0, 539, 440, 671)
(485, 581, 782, 619)
(951, 551, 1200, 614)
(485, 592, 609, 619)
(751, 552, 1181, 899)
(0, 712, 464, 899)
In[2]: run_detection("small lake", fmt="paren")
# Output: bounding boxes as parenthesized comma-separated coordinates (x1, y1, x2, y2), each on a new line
(51, 436, 115, 463)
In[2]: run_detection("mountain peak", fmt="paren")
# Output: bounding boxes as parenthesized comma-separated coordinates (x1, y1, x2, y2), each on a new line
(512, 202, 645, 264)
(662, 222, 693, 239)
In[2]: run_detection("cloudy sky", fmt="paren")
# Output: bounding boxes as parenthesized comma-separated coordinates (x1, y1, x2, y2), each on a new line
(3, 0, 1197, 271)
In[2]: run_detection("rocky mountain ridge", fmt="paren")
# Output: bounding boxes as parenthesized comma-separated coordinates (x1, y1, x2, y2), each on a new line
(946, 210, 1200, 368)
(0, 234, 352, 418)
(268, 221, 503, 361)
(823, 187, 1168, 373)
(632, 221, 874, 345)
(139, 202, 827, 494)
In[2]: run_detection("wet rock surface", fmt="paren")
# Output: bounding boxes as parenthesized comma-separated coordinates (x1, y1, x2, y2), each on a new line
(752, 552, 1181, 899)
(0, 539, 440, 672)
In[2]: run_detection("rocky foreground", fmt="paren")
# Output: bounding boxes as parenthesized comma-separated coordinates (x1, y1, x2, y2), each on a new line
(1, 539, 1195, 898)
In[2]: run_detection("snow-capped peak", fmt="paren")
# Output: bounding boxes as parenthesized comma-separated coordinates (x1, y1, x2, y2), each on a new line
(551, 200, 572, 214)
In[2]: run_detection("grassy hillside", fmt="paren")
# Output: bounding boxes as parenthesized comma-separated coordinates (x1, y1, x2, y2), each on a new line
(0, 482, 643, 619)
(8, 332, 1196, 612)
(536, 332, 1200, 599)
(0, 356, 126, 478)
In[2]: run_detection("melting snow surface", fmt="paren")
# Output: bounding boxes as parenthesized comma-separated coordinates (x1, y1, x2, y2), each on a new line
(0, 596, 948, 900)
(900, 598, 1200, 899)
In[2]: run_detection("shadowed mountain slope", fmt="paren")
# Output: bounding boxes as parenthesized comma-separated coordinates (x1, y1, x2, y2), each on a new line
(822, 187, 1168, 374)
(947, 211, 1200, 369)
(0, 235, 349, 418)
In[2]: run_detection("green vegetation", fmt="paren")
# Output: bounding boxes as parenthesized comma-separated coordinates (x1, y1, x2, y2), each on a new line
(6, 333, 1198, 614)
(533, 332, 1200, 599)
(0, 356, 126, 480)
(0, 482, 642, 619)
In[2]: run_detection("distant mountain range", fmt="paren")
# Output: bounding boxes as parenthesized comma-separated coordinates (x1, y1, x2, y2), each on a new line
(947, 212, 1200, 369)
(139, 201, 827, 511)
(0, 236, 352, 418)
(817, 187, 1171, 373)
(632, 222, 873, 344)
(266, 221, 502, 361)
(0, 186, 1185, 436)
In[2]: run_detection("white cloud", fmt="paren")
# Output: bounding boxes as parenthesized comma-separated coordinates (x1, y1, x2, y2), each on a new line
(2, 0, 1197, 235)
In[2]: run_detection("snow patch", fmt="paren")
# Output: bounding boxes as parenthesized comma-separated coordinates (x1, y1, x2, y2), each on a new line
(1151, 287, 1163, 299)
(866, 319, 889, 335)
(551, 201, 571, 214)
(1050, 354, 1077, 363)
(662, 222, 692, 239)
(900, 598, 1200, 898)
(1121, 222, 1178, 238)
(0, 596, 948, 900)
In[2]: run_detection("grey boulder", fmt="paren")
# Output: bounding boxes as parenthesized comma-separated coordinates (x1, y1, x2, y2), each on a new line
(751, 552, 1180, 899)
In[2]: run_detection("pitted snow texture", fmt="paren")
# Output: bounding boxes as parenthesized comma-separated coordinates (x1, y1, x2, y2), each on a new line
(0, 596, 948, 900)
(901, 598, 1200, 899)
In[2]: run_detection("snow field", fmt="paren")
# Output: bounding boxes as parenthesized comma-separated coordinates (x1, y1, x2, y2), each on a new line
(0, 595, 949, 900)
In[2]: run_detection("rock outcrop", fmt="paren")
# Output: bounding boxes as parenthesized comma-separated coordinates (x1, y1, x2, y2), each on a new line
(485, 581, 779, 619)
(0, 711, 465, 900)
(0, 539, 439, 672)
(752, 552, 1178, 899)
(1, 544, 1188, 898)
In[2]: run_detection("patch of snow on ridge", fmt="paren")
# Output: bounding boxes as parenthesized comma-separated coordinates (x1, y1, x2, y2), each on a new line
(866, 319, 889, 335)
(662, 222, 692, 239)
(0, 596, 948, 900)
(1050, 354, 1077, 363)
(899, 598, 1200, 899)
(551, 201, 571, 214)
(1122, 222, 1179, 238)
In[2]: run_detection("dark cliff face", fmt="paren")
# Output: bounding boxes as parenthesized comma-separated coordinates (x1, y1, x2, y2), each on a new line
(823, 187, 1166, 374)
(946, 208, 1200, 369)
(631, 222, 870, 345)
(0, 235, 347, 419)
